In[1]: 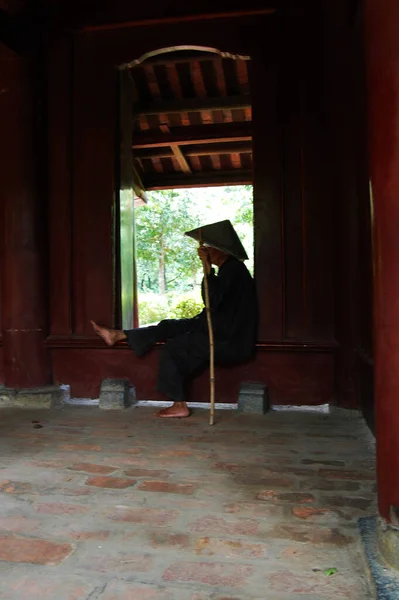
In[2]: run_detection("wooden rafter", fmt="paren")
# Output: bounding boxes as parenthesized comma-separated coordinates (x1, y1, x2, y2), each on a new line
(132, 122, 251, 149)
(133, 94, 251, 116)
(144, 169, 252, 190)
(171, 145, 192, 174)
(89, 8, 275, 34)
(134, 142, 252, 160)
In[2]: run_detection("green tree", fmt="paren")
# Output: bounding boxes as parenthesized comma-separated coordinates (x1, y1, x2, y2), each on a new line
(135, 189, 200, 295)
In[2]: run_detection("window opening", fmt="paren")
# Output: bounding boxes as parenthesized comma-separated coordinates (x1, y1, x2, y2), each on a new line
(118, 46, 253, 328)
(135, 185, 253, 326)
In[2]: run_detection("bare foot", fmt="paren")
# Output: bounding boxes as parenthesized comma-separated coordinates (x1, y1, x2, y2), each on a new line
(90, 320, 126, 346)
(154, 402, 190, 418)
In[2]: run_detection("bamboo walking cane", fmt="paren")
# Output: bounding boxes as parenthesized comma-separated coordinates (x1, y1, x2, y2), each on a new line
(199, 230, 215, 426)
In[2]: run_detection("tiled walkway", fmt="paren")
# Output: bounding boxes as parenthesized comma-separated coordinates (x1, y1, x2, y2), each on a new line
(0, 405, 376, 599)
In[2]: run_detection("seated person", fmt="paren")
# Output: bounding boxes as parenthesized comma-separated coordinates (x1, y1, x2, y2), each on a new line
(91, 220, 257, 418)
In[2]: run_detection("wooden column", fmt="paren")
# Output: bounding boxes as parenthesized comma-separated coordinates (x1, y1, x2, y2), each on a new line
(365, 0, 399, 532)
(0, 48, 50, 388)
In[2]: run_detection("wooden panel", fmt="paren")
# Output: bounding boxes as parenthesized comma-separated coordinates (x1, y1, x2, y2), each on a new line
(48, 38, 73, 335)
(0, 42, 11, 366)
(354, 7, 373, 361)
(281, 2, 334, 342)
(280, 14, 306, 340)
(324, 0, 372, 409)
(0, 347, 3, 384)
(300, 4, 334, 341)
(0, 50, 3, 353)
(71, 36, 116, 334)
(251, 32, 282, 340)
(51, 347, 334, 404)
(0, 47, 50, 387)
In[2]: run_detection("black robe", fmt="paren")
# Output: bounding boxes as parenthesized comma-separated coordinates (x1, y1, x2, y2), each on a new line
(124, 256, 257, 401)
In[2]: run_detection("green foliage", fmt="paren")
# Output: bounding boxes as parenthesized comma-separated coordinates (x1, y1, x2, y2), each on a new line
(138, 293, 170, 326)
(170, 296, 204, 319)
(138, 292, 204, 326)
(135, 190, 200, 295)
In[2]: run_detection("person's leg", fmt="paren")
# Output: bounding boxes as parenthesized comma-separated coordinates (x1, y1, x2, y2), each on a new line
(125, 318, 195, 356)
(90, 321, 126, 346)
(154, 332, 209, 418)
(91, 318, 195, 353)
(91, 319, 206, 419)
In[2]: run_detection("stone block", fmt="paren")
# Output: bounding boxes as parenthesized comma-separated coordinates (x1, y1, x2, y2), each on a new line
(99, 378, 130, 410)
(238, 382, 269, 414)
(0, 385, 63, 409)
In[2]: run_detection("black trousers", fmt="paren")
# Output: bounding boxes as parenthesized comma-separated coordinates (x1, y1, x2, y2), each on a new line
(124, 319, 210, 402)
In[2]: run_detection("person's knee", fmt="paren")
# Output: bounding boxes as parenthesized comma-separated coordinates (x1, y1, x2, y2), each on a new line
(158, 319, 173, 329)
(161, 336, 181, 356)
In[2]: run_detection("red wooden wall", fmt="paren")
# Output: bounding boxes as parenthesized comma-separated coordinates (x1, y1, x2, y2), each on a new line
(0, 0, 373, 409)
(323, 1, 373, 415)
(0, 39, 51, 388)
(0, 43, 4, 384)
(0, 41, 10, 385)
(43, 5, 335, 403)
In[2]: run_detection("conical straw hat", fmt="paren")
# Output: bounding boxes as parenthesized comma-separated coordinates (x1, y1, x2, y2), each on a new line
(185, 219, 249, 261)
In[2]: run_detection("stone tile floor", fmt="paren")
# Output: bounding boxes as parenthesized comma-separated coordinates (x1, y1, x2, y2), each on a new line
(0, 405, 376, 599)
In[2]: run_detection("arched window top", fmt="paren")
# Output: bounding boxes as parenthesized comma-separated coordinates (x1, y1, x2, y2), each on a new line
(120, 45, 250, 69)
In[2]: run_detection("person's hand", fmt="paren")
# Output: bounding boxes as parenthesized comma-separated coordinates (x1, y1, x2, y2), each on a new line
(198, 246, 212, 275)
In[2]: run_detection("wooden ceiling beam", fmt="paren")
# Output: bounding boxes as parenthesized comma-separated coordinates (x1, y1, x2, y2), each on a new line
(144, 169, 252, 190)
(171, 145, 192, 173)
(133, 94, 251, 116)
(187, 143, 251, 157)
(135, 142, 252, 160)
(85, 8, 275, 33)
(132, 122, 251, 149)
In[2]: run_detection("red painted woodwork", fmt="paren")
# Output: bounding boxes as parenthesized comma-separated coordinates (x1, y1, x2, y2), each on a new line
(71, 36, 117, 335)
(280, 1, 334, 342)
(43, 7, 338, 405)
(51, 346, 334, 405)
(47, 37, 73, 335)
(0, 43, 9, 372)
(49, 15, 285, 339)
(252, 30, 282, 341)
(322, 1, 373, 411)
(0, 347, 3, 384)
(365, 0, 399, 522)
(0, 3, 343, 404)
(0, 44, 51, 388)
(39, 0, 276, 31)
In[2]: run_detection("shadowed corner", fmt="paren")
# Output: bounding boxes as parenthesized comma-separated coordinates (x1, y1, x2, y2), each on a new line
(359, 516, 399, 600)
